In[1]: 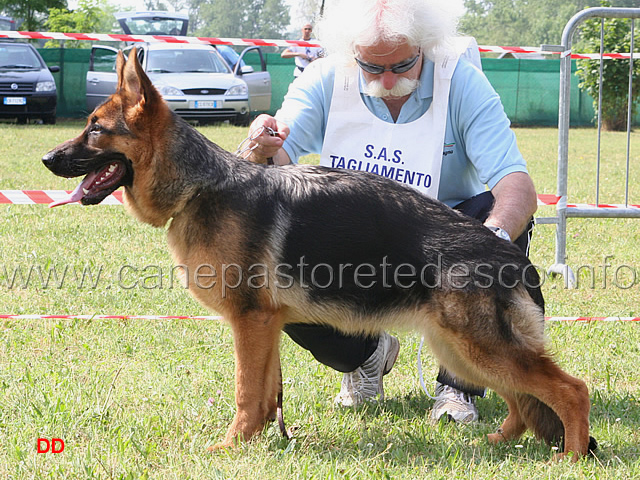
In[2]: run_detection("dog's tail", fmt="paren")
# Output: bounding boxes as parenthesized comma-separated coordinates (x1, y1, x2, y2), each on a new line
(515, 393, 598, 454)
(516, 392, 563, 445)
(522, 262, 545, 314)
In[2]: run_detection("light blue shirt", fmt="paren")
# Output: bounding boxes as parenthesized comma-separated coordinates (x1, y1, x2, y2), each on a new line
(276, 55, 528, 207)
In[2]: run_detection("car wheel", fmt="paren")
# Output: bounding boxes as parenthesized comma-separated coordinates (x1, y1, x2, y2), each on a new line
(16, 117, 27, 125)
(43, 115, 56, 125)
(232, 112, 250, 127)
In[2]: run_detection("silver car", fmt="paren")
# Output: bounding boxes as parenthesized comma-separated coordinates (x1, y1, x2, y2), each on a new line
(85, 12, 271, 125)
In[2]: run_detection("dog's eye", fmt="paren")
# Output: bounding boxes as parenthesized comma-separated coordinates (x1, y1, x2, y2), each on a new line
(89, 123, 102, 134)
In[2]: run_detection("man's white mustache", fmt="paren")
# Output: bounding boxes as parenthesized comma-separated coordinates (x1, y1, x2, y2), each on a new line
(363, 77, 420, 98)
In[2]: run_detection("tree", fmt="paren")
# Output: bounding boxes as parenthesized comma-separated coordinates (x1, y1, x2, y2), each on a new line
(575, 2, 640, 131)
(143, 0, 187, 12)
(459, 0, 602, 47)
(284, 0, 324, 39)
(191, 0, 290, 39)
(44, 0, 118, 47)
(0, 0, 66, 31)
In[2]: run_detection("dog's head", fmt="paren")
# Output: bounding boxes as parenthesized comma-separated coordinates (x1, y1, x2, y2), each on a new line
(42, 48, 165, 207)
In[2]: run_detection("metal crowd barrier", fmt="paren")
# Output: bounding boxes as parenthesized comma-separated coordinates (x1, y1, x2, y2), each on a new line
(536, 7, 640, 287)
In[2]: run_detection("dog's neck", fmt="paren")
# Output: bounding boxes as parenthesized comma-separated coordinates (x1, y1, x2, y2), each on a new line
(124, 115, 248, 228)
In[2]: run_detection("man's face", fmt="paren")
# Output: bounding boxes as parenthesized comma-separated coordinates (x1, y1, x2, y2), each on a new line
(355, 40, 422, 100)
(302, 25, 313, 40)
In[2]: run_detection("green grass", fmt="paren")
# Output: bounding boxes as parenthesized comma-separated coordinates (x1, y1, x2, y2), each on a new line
(1, 120, 639, 478)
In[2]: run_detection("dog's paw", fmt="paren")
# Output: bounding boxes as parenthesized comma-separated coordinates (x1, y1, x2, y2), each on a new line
(551, 451, 585, 463)
(207, 441, 234, 452)
(486, 429, 507, 444)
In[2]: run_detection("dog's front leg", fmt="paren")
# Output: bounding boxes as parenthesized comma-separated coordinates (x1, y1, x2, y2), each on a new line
(209, 310, 283, 450)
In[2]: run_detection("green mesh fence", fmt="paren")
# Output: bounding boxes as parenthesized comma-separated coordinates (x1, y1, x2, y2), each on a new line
(244, 51, 295, 116)
(481, 58, 601, 126)
(37, 48, 634, 126)
(39, 48, 91, 117)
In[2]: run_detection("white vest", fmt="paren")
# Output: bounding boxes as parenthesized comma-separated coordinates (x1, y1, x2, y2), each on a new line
(320, 38, 476, 198)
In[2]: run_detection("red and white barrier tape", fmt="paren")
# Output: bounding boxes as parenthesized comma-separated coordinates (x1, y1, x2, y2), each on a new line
(535, 193, 640, 209)
(0, 314, 637, 322)
(0, 314, 222, 320)
(477, 45, 636, 60)
(0, 30, 321, 49)
(0, 190, 123, 205)
(3, 191, 640, 209)
(0, 30, 636, 60)
(545, 317, 640, 322)
(537, 194, 561, 206)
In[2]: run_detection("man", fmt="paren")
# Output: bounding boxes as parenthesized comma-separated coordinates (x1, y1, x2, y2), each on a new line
(246, 0, 537, 424)
(281, 23, 323, 78)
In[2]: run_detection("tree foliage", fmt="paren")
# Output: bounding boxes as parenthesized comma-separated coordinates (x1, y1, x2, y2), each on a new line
(143, 0, 187, 13)
(190, 0, 290, 39)
(44, 0, 118, 47)
(0, 0, 66, 31)
(575, 2, 640, 131)
(459, 0, 603, 46)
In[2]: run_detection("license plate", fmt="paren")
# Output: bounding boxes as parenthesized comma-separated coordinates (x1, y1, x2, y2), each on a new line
(4, 97, 26, 105)
(194, 100, 217, 109)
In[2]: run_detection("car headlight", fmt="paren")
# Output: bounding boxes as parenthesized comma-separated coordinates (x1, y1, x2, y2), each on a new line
(159, 85, 184, 96)
(36, 81, 56, 92)
(226, 84, 248, 96)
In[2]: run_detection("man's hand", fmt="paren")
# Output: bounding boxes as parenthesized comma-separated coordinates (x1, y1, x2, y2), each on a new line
(245, 115, 291, 165)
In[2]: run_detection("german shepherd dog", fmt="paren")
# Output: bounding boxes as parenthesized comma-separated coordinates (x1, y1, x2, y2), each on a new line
(43, 49, 596, 461)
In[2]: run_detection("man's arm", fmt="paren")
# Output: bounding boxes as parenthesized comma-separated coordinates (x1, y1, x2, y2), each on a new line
(485, 172, 537, 240)
(281, 47, 307, 61)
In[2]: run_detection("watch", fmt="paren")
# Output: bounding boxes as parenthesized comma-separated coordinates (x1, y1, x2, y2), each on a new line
(486, 225, 512, 242)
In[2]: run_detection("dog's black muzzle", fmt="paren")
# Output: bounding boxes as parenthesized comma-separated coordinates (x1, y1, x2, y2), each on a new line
(42, 142, 133, 206)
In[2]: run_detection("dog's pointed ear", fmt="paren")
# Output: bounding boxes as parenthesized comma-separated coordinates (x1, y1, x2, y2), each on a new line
(115, 49, 126, 82)
(117, 47, 159, 107)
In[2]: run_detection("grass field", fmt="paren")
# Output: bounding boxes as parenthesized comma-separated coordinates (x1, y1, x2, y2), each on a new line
(1, 120, 639, 479)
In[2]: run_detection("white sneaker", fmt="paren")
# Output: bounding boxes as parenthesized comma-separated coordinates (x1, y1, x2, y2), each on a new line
(430, 382, 479, 424)
(334, 332, 400, 407)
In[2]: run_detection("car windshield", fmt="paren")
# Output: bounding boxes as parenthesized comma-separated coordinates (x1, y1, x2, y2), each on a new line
(0, 45, 41, 69)
(122, 17, 187, 36)
(147, 49, 231, 74)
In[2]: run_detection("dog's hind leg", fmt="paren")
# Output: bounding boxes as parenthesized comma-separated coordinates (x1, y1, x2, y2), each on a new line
(510, 358, 591, 461)
(470, 348, 590, 461)
(429, 291, 591, 461)
(466, 344, 590, 460)
(209, 309, 284, 450)
(486, 390, 526, 444)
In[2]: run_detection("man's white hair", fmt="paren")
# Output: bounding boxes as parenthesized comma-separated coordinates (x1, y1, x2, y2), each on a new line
(317, 0, 464, 62)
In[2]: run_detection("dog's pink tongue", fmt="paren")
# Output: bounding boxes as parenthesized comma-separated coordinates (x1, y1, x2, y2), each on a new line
(48, 171, 99, 208)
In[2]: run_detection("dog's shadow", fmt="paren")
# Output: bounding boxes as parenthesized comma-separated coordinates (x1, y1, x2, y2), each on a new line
(261, 391, 544, 463)
(261, 389, 638, 465)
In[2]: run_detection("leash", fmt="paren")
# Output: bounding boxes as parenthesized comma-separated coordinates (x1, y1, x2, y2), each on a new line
(235, 125, 278, 165)
(277, 359, 290, 440)
(236, 125, 284, 435)
(417, 337, 437, 400)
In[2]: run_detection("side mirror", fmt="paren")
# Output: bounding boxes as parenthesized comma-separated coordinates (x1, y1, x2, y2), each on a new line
(49, 66, 61, 73)
(239, 65, 254, 75)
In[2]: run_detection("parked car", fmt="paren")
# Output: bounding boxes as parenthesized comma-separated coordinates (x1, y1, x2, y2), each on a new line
(114, 10, 188, 36)
(0, 42, 59, 124)
(0, 15, 17, 31)
(85, 12, 271, 125)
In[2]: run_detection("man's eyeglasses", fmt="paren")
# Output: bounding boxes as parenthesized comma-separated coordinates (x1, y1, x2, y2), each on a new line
(355, 50, 421, 75)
